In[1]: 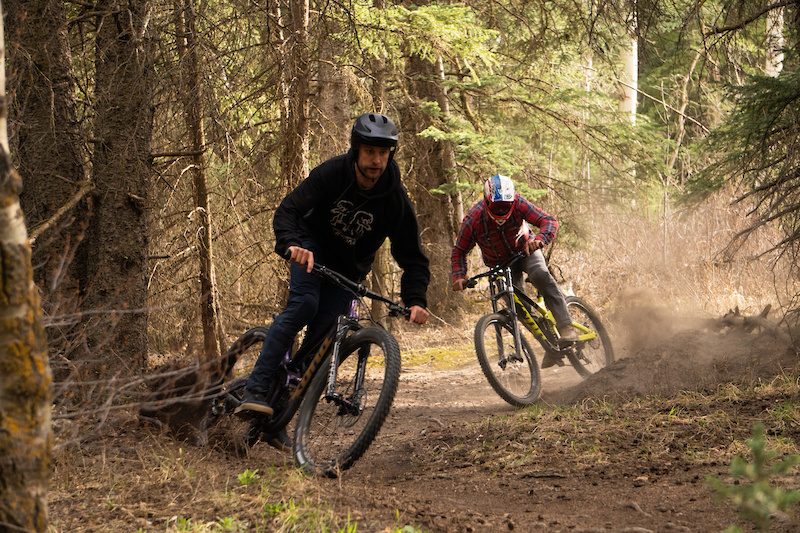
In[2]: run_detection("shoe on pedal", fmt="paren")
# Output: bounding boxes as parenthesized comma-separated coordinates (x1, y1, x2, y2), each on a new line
(541, 350, 565, 369)
(557, 324, 579, 347)
(265, 429, 292, 453)
(234, 389, 274, 418)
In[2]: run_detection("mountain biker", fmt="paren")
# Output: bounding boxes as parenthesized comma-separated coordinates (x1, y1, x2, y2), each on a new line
(451, 174, 578, 368)
(236, 113, 431, 418)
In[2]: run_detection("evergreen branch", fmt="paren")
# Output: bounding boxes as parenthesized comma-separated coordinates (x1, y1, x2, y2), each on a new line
(706, 1, 793, 36)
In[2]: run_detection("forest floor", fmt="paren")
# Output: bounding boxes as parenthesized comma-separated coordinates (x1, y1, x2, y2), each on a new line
(48, 306, 800, 533)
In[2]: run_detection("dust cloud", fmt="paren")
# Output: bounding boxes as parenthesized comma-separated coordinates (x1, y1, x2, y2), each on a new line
(558, 301, 798, 404)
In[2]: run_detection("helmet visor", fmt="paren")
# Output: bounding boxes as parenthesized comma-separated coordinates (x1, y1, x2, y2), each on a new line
(488, 201, 513, 216)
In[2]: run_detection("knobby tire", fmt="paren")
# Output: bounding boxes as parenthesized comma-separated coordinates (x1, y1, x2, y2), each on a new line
(564, 296, 614, 378)
(293, 327, 401, 477)
(214, 326, 290, 447)
(474, 313, 542, 407)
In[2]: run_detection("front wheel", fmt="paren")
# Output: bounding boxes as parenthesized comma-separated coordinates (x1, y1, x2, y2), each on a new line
(565, 296, 614, 378)
(474, 313, 542, 407)
(293, 327, 401, 477)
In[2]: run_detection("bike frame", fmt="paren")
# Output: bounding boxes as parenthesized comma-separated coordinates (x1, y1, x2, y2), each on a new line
(482, 254, 598, 356)
(261, 298, 362, 432)
(287, 299, 360, 402)
(222, 261, 410, 440)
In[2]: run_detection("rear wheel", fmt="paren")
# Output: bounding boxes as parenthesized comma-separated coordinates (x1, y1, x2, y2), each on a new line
(564, 297, 614, 378)
(209, 326, 269, 425)
(215, 327, 294, 447)
(293, 327, 401, 477)
(474, 313, 542, 407)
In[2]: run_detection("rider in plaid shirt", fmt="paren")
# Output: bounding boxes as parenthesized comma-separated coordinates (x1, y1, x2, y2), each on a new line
(451, 175, 578, 367)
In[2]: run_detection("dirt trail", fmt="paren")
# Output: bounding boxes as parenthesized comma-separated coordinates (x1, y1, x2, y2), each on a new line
(308, 317, 800, 533)
(48, 312, 800, 533)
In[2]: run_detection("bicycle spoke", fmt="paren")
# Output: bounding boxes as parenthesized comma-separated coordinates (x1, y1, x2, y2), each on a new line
(294, 328, 401, 476)
(565, 297, 614, 378)
(475, 313, 541, 406)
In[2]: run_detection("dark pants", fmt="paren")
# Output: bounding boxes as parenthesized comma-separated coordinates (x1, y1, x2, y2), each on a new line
(247, 256, 352, 392)
(511, 250, 572, 327)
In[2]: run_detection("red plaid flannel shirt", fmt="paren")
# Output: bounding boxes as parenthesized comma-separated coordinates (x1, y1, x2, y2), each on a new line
(451, 195, 558, 282)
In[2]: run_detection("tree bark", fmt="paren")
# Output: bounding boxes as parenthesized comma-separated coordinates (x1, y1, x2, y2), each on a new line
(400, 54, 459, 318)
(82, 0, 155, 373)
(6, 0, 89, 363)
(274, 0, 310, 305)
(766, 5, 785, 76)
(0, 4, 52, 527)
(313, 31, 350, 162)
(175, 0, 224, 362)
(280, 0, 310, 190)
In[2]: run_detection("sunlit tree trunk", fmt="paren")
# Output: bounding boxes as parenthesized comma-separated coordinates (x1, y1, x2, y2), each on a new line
(175, 0, 224, 362)
(619, 29, 638, 123)
(83, 0, 155, 373)
(766, 5, 785, 76)
(0, 4, 52, 528)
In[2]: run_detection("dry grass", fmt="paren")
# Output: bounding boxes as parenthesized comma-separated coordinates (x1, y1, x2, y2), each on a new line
(46, 189, 800, 532)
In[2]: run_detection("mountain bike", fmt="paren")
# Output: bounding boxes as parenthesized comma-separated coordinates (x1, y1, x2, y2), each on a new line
(209, 263, 409, 477)
(464, 252, 614, 407)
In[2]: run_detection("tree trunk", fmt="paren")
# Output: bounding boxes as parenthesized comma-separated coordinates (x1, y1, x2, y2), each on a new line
(433, 55, 461, 236)
(400, 54, 459, 318)
(313, 33, 350, 163)
(280, 0, 310, 190)
(274, 0, 310, 305)
(6, 0, 89, 364)
(766, 5, 785, 76)
(619, 31, 638, 122)
(0, 4, 52, 527)
(83, 0, 155, 374)
(176, 0, 224, 362)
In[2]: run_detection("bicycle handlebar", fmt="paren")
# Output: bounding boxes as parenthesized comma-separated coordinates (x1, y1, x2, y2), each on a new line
(311, 263, 412, 318)
(462, 251, 526, 288)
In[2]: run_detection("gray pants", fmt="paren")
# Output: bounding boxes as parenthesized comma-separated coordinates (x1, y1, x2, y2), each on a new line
(511, 250, 572, 328)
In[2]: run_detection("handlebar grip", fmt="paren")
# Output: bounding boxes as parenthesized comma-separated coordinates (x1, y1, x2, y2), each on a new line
(464, 279, 477, 289)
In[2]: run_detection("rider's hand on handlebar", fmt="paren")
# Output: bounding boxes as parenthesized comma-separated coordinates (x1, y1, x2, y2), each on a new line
(408, 305, 429, 325)
(523, 239, 544, 256)
(452, 279, 467, 292)
(288, 246, 314, 273)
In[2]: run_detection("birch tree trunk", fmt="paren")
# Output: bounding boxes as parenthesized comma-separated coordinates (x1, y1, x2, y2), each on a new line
(766, 5, 785, 76)
(0, 3, 52, 528)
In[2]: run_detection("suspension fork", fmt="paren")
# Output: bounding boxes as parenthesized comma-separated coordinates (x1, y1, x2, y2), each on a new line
(490, 268, 524, 362)
(324, 299, 360, 402)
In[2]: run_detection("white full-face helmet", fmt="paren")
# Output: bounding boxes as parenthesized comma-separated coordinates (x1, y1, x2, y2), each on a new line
(483, 174, 516, 225)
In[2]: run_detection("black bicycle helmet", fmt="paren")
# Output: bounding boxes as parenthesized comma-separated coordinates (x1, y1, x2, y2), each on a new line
(350, 113, 399, 149)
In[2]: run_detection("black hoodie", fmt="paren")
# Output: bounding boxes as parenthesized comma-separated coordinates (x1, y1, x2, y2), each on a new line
(273, 150, 430, 309)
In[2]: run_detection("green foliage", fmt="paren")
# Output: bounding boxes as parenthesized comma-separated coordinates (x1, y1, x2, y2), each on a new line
(237, 468, 260, 486)
(214, 516, 247, 532)
(327, 1, 499, 76)
(707, 423, 800, 532)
